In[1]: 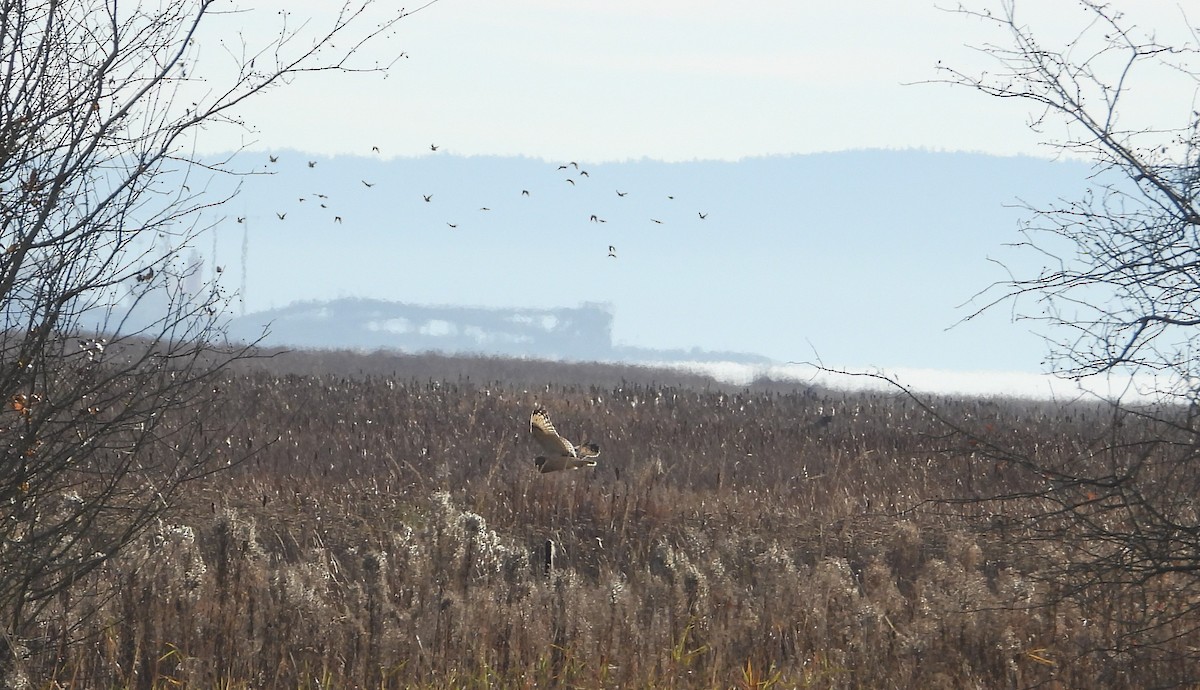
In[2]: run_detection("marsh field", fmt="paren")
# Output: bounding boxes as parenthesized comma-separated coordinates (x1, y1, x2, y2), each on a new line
(17, 349, 1200, 689)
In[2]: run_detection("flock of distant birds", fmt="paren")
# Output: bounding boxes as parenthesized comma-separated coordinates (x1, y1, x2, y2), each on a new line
(257, 144, 709, 259)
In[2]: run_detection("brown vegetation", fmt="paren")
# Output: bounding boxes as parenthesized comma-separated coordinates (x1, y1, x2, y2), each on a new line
(9, 349, 1198, 689)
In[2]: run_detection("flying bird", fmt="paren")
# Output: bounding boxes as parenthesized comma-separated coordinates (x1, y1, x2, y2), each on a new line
(651, 218, 663, 224)
(699, 212, 708, 219)
(334, 216, 342, 224)
(371, 146, 380, 153)
(268, 155, 278, 163)
(557, 165, 569, 171)
(521, 190, 530, 197)
(480, 207, 491, 211)
(307, 161, 316, 168)
(447, 222, 458, 228)
(430, 144, 439, 151)
(616, 190, 628, 197)
(590, 214, 599, 222)
(362, 180, 375, 187)
(276, 212, 286, 220)
(580, 171, 589, 177)
(236, 217, 245, 223)
(608, 245, 617, 258)
(565, 179, 575, 185)
(530, 408, 599, 473)
(423, 194, 433, 202)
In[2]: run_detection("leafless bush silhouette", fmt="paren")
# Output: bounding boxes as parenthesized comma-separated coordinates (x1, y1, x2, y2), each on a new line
(919, 2, 1200, 676)
(0, 1, 414, 682)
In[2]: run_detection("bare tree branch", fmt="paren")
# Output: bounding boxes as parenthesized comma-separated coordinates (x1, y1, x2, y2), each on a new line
(918, 1, 1200, 673)
(0, 0, 415, 675)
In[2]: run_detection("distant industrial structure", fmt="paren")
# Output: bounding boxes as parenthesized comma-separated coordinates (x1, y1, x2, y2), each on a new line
(226, 297, 768, 364)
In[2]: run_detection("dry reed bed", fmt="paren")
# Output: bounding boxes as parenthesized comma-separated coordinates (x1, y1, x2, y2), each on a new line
(13, 352, 1196, 689)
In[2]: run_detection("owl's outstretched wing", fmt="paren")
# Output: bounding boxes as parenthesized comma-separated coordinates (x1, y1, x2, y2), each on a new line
(530, 408, 577, 457)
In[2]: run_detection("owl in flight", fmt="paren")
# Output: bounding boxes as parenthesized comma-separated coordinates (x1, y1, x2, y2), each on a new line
(530, 408, 600, 473)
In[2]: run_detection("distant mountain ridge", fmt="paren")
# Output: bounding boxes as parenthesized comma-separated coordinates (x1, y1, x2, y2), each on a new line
(228, 297, 771, 364)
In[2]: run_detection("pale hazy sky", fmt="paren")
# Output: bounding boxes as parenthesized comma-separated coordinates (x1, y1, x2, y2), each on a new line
(200, 1, 1195, 163)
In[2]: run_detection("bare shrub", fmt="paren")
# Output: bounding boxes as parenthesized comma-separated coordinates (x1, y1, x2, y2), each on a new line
(0, 0, 414, 680)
